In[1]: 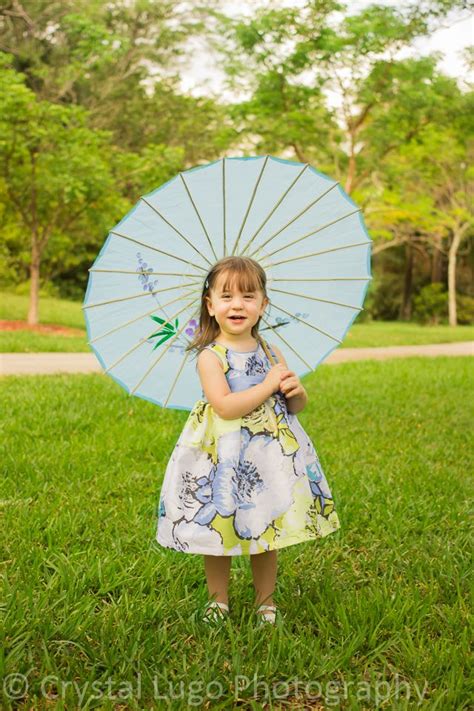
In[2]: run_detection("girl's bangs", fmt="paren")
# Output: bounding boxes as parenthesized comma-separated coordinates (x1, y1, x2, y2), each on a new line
(219, 268, 264, 294)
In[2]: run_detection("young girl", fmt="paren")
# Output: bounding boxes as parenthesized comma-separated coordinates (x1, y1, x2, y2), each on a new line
(156, 255, 340, 625)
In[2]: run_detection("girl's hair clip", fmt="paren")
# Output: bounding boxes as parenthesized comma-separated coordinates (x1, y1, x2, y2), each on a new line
(204, 278, 209, 289)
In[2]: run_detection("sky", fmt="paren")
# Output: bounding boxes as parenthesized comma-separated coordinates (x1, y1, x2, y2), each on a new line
(176, 0, 473, 104)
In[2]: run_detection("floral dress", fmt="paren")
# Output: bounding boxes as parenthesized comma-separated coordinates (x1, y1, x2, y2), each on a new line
(156, 340, 340, 556)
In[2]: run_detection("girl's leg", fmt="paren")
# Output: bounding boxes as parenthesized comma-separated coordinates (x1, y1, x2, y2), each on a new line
(250, 549, 278, 606)
(203, 555, 232, 606)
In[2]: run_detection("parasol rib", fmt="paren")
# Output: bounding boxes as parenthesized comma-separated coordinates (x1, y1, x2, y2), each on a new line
(104, 300, 198, 375)
(178, 174, 219, 262)
(141, 195, 215, 266)
(272, 276, 371, 282)
(83, 282, 200, 310)
(239, 163, 309, 257)
(268, 286, 363, 311)
(268, 301, 342, 343)
(260, 315, 313, 371)
(263, 240, 371, 269)
(163, 350, 192, 407)
(110, 229, 208, 272)
(254, 208, 361, 261)
(130, 307, 201, 395)
(88, 268, 203, 280)
(244, 178, 338, 258)
(231, 155, 270, 256)
(89, 289, 197, 345)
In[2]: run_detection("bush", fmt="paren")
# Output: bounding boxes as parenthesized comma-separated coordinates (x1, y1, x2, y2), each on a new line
(0, 245, 20, 289)
(456, 293, 474, 325)
(366, 272, 402, 321)
(13, 279, 61, 299)
(412, 283, 474, 325)
(413, 283, 448, 324)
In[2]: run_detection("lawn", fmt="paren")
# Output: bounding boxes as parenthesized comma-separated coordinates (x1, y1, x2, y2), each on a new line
(1, 291, 473, 353)
(0, 292, 86, 329)
(0, 331, 90, 353)
(2, 357, 472, 709)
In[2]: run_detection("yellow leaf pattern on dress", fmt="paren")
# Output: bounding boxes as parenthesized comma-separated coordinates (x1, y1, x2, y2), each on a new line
(276, 411, 300, 455)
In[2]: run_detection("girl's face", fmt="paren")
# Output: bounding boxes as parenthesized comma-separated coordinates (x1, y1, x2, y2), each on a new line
(205, 271, 269, 339)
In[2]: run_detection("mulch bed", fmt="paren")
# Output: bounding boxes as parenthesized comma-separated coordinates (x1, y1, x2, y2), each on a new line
(0, 320, 86, 337)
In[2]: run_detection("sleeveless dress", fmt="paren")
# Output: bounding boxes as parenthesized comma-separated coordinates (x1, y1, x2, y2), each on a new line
(155, 340, 341, 556)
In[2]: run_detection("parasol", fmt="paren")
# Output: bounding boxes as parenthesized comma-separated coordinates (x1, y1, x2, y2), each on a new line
(83, 155, 372, 409)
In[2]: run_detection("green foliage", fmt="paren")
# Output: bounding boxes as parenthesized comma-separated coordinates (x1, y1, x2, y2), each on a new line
(12, 280, 61, 299)
(454, 292, 474, 325)
(413, 282, 448, 324)
(412, 282, 474, 326)
(0, 1, 238, 306)
(412, 281, 474, 326)
(363, 270, 403, 321)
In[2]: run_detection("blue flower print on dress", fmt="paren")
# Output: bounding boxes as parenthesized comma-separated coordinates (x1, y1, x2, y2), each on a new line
(244, 353, 267, 376)
(190, 428, 297, 541)
(306, 460, 331, 513)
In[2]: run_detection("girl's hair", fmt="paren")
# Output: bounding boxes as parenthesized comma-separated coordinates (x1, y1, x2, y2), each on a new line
(185, 256, 269, 356)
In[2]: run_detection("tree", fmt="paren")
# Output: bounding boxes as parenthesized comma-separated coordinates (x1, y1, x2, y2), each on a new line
(205, 2, 467, 181)
(0, 54, 115, 324)
(367, 114, 473, 325)
(0, 0, 233, 159)
(205, 2, 344, 168)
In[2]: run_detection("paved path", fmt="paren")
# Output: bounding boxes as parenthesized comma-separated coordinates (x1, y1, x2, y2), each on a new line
(1, 341, 472, 376)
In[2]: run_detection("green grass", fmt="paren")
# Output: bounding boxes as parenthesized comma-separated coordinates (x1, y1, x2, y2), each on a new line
(1, 291, 473, 353)
(0, 332, 89, 352)
(0, 291, 87, 330)
(339, 320, 474, 347)
(2, 358, 472, 709)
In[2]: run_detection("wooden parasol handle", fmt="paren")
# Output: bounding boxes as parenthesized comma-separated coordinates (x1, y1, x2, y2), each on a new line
(257, 334, 277, 366)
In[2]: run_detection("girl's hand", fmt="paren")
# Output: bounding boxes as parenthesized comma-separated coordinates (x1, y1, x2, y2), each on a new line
(263, 363, 287, 394)
(279, 370, 305, 399)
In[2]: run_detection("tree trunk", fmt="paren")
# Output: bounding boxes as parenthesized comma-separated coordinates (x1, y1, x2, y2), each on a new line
(400, 240, 414, 320)
(345, 143, 356, 195)
(291, 142, 309, 164)
(27, 237, 40, 326)
(448, 228, 463, 327)
(431, 233, 443, 283)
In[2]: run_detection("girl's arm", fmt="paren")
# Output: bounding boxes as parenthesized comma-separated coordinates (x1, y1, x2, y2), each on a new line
(197, 349, 275, 420)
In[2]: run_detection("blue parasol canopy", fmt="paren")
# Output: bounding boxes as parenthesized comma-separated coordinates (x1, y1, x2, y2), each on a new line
(83, 155, 372, 410)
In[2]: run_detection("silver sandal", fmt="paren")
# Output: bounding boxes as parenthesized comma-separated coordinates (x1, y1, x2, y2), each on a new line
(256, 604, 277, 625)
(202, 600, 229, 624)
